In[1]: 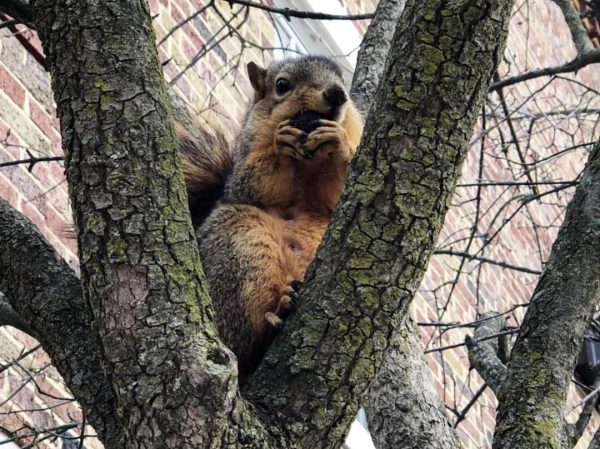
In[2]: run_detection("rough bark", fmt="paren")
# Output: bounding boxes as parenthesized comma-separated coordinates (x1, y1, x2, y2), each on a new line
(350, 0, 406, 113)
(0, 198, 125, 446)
(493, 142, 600, 449)
(363, 318, 461, 449)
(28, 1, 270, 448)
(0, 292, 30, 334)
(351, 2, 461, 448)
(245, 1, 514, 448)
(466, 312, 508, 394)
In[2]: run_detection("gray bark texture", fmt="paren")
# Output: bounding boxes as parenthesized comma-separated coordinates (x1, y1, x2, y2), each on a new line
(0, 292, 30, 334)
(493, 142, 600, 449)
(466, 312, 508, 394)
(350, 0, 406, 113)
(0, 0, 514, 448)
(28, 1, 263, 448)
(363, 318, 461, 449)
(351, 1, 461, 448)
(0, 198, 125, 446)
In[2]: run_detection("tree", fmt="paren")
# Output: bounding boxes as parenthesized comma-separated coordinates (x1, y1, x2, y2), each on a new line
(0, 0, 599, 448)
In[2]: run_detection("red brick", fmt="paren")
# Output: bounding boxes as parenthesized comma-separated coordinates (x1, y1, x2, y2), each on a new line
(0, 64, 25, 107)
(29, 99, 59, 139)
(0, 173, 21, 207)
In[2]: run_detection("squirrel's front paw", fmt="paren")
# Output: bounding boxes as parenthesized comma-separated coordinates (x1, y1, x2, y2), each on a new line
(265, 280, 302, 329)
(303, 119, 351, 160)
(274, 121, 311, 159)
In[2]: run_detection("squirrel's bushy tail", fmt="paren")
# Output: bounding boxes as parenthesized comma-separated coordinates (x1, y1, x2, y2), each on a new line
(176, 122, 233, 226)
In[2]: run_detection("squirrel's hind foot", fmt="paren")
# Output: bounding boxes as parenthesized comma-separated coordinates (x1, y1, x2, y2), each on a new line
(265, 279, 303, 328)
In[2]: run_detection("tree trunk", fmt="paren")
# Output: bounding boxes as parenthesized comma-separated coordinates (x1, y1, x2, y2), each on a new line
(363, 317, 461, 449)
(29, 1, 257, 447)
(493, 142, 600, 449)
(351, 2, 461, 447)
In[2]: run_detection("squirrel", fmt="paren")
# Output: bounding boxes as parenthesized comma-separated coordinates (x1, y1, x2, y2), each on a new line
(178, 55, 363, 380)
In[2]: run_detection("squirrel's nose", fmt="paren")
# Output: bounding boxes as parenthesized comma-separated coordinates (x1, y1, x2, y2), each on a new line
(323, 85, 347, 107)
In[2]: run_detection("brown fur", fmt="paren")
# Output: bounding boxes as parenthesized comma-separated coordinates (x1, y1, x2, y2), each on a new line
(190, 56, 363, 379)
(176, 122, 232, 226)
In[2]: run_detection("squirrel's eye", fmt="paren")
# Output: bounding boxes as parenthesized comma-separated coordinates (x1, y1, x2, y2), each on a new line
(275, 78, 292, 95)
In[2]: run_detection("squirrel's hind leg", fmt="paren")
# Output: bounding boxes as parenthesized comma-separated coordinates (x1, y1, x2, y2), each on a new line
(197, 204, 305, 379)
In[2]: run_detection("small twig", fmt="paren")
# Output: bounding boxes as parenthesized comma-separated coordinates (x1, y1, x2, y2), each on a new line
(454, 383, 488, 427)
(0, 156, 64, 171)
(564, 380, 600, 417)
(223, 0, 374, 20)
(434, 249, 542, 275)
(457, 180, 578, 187)
(0, 343, 41, 374)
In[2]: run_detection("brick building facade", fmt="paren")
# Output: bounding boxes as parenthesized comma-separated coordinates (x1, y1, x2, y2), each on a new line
(0, 1, 599, 448)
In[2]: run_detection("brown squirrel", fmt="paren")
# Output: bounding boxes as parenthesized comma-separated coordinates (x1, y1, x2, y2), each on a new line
(179, 55, 363, 380)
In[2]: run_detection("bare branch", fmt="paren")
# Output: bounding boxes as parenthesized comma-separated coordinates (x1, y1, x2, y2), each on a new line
(363, 317, 461, 449)
(494, 141, 600, 448)
(0, 198, 125, 447)
(489, 49, 600, 92)
(434, 249, 542, 275)
(351, 0, 406, 111)
(570, 377, 600, 444)
(454, 383, 488, 427)
(426, 329, 518, 354)
(0, 156, 63, 171)
(223, 0, 374, 20)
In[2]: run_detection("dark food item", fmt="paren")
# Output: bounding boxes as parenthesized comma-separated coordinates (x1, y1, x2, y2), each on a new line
(289, 110, 329, 134)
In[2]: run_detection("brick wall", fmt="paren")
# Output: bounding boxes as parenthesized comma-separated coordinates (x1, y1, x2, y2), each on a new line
(0, 1, 598, 448)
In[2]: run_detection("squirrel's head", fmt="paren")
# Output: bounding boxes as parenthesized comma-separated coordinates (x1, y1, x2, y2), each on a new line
(247, 56, 351, 124)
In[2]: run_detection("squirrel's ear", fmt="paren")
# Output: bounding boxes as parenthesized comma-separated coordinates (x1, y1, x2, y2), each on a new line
(247, 62, 267, 100)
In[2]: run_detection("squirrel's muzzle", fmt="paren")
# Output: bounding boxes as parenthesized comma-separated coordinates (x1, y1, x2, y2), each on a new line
(323, 85, 348, 107)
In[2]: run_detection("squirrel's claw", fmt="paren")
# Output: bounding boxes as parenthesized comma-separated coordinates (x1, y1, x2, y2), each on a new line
(274, 122, 309, 159)
(303, 120, 350, 159)
(265, 312, 284, 329)
(268, 279, 303, 326)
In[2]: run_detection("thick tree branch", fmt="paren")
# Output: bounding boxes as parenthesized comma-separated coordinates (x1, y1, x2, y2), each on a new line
(352, 2, 461, 448)
(0, 292, 30, 334)
(364, 317, 461, 449)
(0, 198, 124, 447)
(350, 0, 406, 111)
(29, 1, 272, 448)
(466, 312, 508, 394)
(245, 1, 515, 448)
(493, 142, 600, 449)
